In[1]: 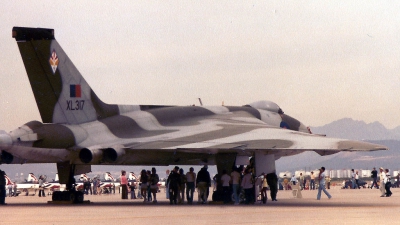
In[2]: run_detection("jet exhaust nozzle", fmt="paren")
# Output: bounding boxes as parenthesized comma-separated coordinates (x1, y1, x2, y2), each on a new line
(79, 148, 102, 164)
(103, 147, 125, 163)
(0, 151, 14, 164)
(0, 131, 12, 149)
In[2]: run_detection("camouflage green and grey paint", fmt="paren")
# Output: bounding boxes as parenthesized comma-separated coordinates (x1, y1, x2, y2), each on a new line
(0, 27, 387, 180)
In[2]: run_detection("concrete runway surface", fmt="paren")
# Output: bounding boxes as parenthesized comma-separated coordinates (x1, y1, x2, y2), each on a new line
(1, 187, 398, 225)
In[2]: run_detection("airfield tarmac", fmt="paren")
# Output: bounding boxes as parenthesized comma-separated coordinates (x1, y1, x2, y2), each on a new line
(2, 187, 399, 225)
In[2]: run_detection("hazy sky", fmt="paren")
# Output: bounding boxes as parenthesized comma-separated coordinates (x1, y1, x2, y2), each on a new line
(1, 1, 400, 132)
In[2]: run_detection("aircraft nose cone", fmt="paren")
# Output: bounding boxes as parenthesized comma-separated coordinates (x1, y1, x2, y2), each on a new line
(0, 131, 12, 149)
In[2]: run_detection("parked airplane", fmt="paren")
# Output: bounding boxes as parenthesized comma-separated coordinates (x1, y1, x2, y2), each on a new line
(15, 173, 39, 196)
(77, 172, 119, 194)
(44, 174, 65, 193)
(100, 172, 119, 193)
(128, 172, 138, 182)
(4, 174, 20, 196)
(0, 27, 388, 203)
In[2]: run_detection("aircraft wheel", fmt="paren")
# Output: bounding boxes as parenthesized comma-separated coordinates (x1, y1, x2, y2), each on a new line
(75, 192, 84, 203)
(239, 192, 246, 203)
(69, 192, 76, 202)
(52, 191, 61, 201)
(231, 192, 246, 203)
(61, 191, 70, 201)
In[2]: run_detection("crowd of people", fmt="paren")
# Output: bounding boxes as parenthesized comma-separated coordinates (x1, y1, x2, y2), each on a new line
(86, 166, 397, 202)
(118, 165, 281, 205)
(283, 166, 395, 199)
(1, 165, 395, 205)
(378, 167, 392, 197)
(290, 171, 322, 191)
(339, 167, 393, 197)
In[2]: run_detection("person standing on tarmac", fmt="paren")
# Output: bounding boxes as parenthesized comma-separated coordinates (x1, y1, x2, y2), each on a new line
(146, 170, 152, 202)
(120, 170, 128, 199)
(299, 173, 305, 190)
(0, 169, 6, 205)
(196, 165, 211, 204)
(266, 171, 278, 201)
(185, 167, 196, 204)
(370, 167, 378, 189)
(38, 175, 45, 197)
(384, 169, 392, 197)
(316, 167, 331, 200)
(310, 171, 315, 190)
(231, 166, 241, 205)
(379, 167, 386, 197)
(220, 170, 231, 204)
(260, 173, 268, 204)
(149, 167, 159, 203)
(241, 167, 254, 204)
(178, 168, 186, 204)
(140, 169, 148, 201)
(167, 166, 181, 205)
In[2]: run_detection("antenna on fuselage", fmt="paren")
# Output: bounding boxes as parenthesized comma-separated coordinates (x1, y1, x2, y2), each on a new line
(198, 98, 203, 106)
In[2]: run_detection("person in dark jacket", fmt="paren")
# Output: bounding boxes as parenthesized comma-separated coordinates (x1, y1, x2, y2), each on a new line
(196, 166, 211, 204)
(370, 167, 378, 189)
(0, 170, 6, 205)
(167, 166, 181, 205)
(266, 172, 278, 201)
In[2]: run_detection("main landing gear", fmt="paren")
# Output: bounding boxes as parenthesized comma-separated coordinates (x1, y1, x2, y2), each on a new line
(52, 190, 84, 203)
(51, 163, 85, 204)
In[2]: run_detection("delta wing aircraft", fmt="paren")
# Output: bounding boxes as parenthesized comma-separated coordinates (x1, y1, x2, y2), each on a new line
(0, 27, 387, 202)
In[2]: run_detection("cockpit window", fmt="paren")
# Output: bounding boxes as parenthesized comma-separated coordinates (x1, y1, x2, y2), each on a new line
(247, 100, 283, 114)
(280, 120, 290, 129)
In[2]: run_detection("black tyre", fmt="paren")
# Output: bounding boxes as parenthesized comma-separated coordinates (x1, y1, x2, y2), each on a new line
(69, 192, 75, 202)
(75, 192, 84, 203)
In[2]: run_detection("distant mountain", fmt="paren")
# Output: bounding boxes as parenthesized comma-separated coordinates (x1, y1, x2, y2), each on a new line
(276, 118, 400, 172)
(310, 118, 400, 140)
(276, 140, 400, 172)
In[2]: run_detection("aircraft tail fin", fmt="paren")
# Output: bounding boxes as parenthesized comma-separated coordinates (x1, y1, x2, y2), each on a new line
(4, 174, 14, 185)
(105, 172, 115, 181)
(27, 173, 38, 182)
(128, 172, 138, 180)
(12, 27, 119, 124)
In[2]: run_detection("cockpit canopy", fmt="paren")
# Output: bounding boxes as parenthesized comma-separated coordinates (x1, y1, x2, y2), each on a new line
(246, 100, 311, 134)
(247, 100, 284, 114)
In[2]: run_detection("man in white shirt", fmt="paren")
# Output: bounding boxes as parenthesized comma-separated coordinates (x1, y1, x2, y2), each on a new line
(220, 170, 231, 204)
(351, 169, 356, 189)
(317, 167, 331, 200)
(290, 175, 297, 185)
(310, 172, 315, 190)
(379, 167, 386, 197)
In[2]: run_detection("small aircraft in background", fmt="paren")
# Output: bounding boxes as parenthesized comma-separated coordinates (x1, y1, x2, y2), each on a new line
(4, 174, 20, 196)
(99, 172, 120, 193)
(15, 173, 40, 196)
(44, 174, 66, 194)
